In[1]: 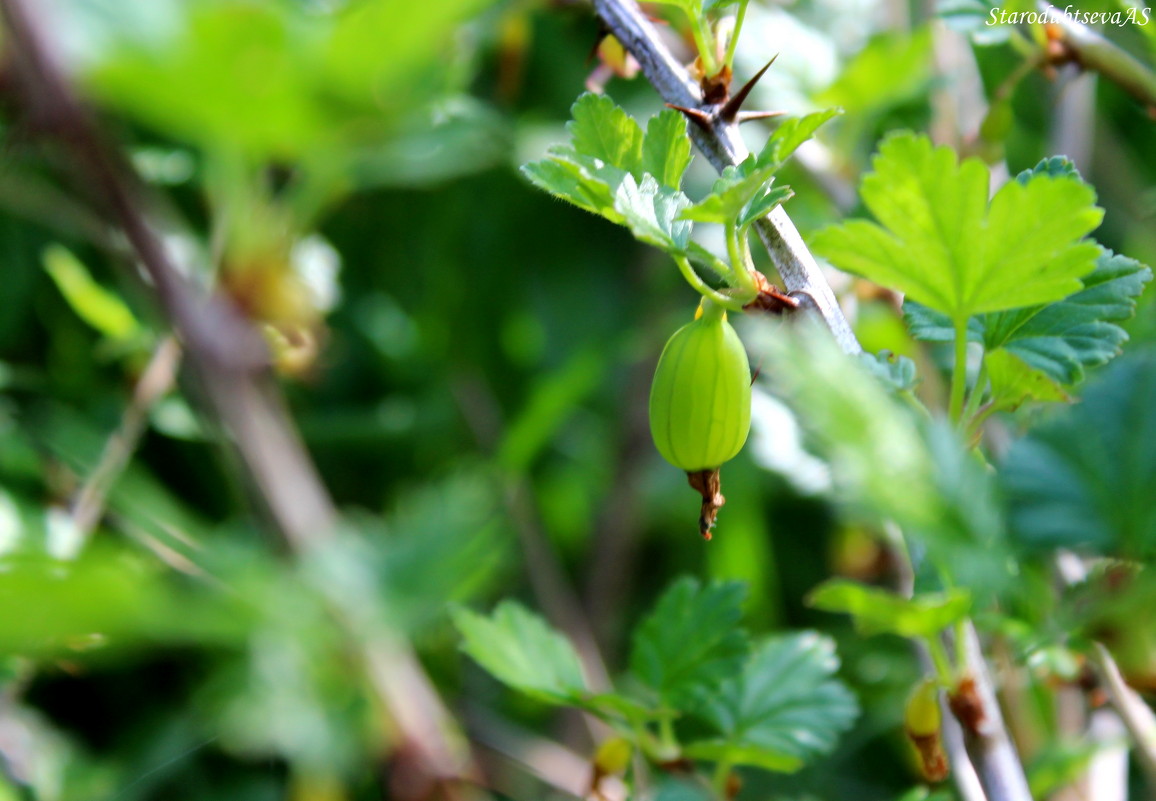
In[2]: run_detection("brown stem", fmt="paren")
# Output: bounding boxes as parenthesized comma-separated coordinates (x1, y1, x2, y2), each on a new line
(949, 625, 1033, 801)
(71, 337, 182, 539)
(0, 1, 476, 794)
(1038, 1, 1156, 113)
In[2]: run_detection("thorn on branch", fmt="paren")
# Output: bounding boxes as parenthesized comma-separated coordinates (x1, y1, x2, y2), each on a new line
(665, 102, 714, 130)
(719, 54, 777, 122)
(669, 58, 784, 131)
(735, 109, 787, 125)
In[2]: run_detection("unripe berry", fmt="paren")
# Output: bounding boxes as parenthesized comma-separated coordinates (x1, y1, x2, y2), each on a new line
(649, 302, 751, 472)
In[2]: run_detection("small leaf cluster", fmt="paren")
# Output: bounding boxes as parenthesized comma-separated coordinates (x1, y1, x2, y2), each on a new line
(645, 0, 747, 78)
(454, 576, 858, 778)
(523, 94, 838, 309)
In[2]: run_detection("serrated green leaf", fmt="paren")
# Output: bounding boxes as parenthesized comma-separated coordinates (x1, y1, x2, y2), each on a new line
(568, 93, 644, 175)
(520, 159, 607, 217)
(813, 133, 1103, 325)
(520, 154, 626, 224)
(683, 632, 858, 773)
(985, 349, 1070, 409)
(680, 160, 790, 228)
(858, 350, 919, 393)
(614, 175, 694, 252)
(758, 109, 842, 172)
(628, 577, 749, 709)
(522, 97, 698, 259)
(906, 248, 1151, 387)
(997, 251, 1151, 384)
(806, 579, 971, 638)
(902, 302, 981, 343)
(1002, 351, 1156, 558)
(641, 110, 692, 190)
(737, 185, 795, 229)
(453, 601, 589, 705)
(1017, 156, 1079, 182)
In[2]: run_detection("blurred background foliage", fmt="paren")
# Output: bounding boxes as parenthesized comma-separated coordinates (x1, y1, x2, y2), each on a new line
(0, 0, 1155, 799)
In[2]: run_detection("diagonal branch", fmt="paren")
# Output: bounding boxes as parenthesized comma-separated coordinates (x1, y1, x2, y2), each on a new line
(0, 1, 476, 795)
(951, 623, 1033, 801)
(1038, 1, 1156, 112)
(592, 0, 860, 355)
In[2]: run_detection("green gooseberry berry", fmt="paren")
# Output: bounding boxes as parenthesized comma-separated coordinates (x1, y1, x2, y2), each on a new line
(648, 300, 752, 472)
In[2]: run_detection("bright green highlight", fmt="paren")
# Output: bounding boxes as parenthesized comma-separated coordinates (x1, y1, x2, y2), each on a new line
(648, 308, 752, 471)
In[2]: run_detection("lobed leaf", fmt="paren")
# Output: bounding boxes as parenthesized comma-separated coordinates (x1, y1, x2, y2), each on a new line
(757, 108, 842, 172)
(614, 175, 695, 252)
(679, 159, 791, 228)
(683, 632, 858, 772)
(807, 579, 971, 638)
(1001, 351, 1156, 558)
(521, 96, 697, 256)
(628, 577, 749, 709)
(813, 132, 1103, 324)
(453, 601, 589, 705)
(568, 93, 644, 175)
(906, 248, 1151, 392)
(984, 349, 1070, 409)
(641, 110, 693, 190)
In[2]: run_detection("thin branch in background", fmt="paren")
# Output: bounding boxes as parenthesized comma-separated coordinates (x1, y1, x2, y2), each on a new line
(467, 706, 627, 801)
(502, 479, 614, 694)
(0, 2, 479, 796)
(581, 356, 652, 660)
(887, 525, 988, 801)
(1039, 1, 1156, 113)
(950, 624, 1034, 801)
(71, 336, 181, 539)
(449, 372, 615, 702)
(591, 0, 861, 355)
(1079, 707, 1128, 801)
(1050, 66, 1097, 174)
(1053, 550, 1156, 792)
(1089, 641, 1156, 789)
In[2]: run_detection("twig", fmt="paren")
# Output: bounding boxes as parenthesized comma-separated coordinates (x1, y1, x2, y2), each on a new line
(888, 525, 988, 801)
(449, 372, 614, 731)
(71, 337, 181, 539)
(1038, 0, 1156, 112)
(1054, 551, 1156, 791)
(951, 624, 1034, 801)
(591, 0, 860, 355)
(1089, 641, 1156, 789)
(467, 706, 628, 801)
(1082, 706, 1128, 801)
(0, 1, 476, 795)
